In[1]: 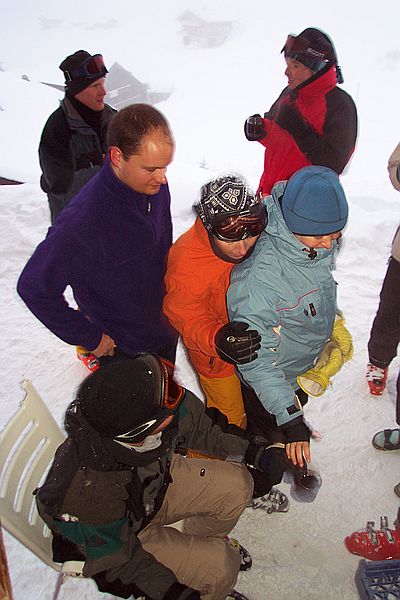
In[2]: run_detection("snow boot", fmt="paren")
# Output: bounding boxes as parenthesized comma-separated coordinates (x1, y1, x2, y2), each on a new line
(344, 516, 400, 560)
(224, 537, 252, 571)
(77, 347, 100, 372)
(226, 591, 250, 600)
(249, 487, 289, 514)
(284, 463, 322, 503)
(366, 363, 388, 396)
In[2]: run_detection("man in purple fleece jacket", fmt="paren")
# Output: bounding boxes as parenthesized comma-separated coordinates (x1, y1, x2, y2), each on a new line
(17, 104, 178, 366)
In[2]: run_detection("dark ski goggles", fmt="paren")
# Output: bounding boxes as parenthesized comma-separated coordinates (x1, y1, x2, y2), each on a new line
(113, 357, 184, 444)
(211, 203, 267, 242)
(158, 357, 184, 411)
(65, 54, 107, 82)
(281, 35, 330, 71)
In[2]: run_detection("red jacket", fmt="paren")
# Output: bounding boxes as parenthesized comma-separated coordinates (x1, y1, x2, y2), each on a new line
(258, 66, 357, 194)
(164, 218, 235, 378)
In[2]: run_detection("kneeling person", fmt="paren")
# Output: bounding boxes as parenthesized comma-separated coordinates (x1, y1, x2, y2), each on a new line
(36, 355, 287, 600)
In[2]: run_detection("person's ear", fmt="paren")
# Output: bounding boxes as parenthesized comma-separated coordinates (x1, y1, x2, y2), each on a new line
(109, 146, 123, 168)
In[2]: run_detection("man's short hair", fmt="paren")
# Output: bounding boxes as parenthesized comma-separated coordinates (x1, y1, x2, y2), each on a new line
(107, 104, 172, 158)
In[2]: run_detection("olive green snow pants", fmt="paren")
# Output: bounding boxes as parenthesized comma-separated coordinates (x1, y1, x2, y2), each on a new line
(138, 453, 253, 600)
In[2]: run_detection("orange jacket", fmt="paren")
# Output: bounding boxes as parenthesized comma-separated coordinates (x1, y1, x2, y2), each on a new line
(164, 217, 235, 378)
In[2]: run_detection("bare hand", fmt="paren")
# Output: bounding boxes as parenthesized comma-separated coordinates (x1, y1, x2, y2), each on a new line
(285, 441, 310, 468)
(92, 333, 116, 357)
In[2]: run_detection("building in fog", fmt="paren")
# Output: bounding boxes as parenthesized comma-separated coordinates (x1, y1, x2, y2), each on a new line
(177, 11, 233, 48)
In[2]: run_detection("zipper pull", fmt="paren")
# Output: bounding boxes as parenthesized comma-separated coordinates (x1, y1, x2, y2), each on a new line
(147, 198, 151, 214)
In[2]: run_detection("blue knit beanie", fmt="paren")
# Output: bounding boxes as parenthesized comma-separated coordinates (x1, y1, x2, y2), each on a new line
(281, 166, 348, 235)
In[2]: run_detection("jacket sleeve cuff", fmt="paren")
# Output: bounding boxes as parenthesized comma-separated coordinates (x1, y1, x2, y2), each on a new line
(280, 417, 310, 443)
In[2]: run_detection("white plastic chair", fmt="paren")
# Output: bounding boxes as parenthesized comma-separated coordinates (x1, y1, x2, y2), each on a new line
(0, 379, 66, 568)
(0, 380, 86, 598)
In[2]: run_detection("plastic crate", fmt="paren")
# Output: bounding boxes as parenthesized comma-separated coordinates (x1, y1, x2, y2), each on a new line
(355, 559, 400, 599)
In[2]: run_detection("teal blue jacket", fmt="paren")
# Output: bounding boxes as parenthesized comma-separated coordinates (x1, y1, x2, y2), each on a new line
(227, 181, 339, 427)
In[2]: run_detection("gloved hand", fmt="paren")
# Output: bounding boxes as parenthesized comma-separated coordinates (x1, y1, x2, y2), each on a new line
(215, 321, 261, 365)
(163, 581, 201, 600)
(244, 114, 266, 141)
(297, 316, 353, 396)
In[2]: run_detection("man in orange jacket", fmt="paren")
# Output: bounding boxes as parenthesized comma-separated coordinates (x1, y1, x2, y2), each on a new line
(164, 175, 265, 429)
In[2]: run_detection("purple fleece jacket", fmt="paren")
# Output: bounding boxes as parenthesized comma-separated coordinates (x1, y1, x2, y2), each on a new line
(17, 157, 175, 355)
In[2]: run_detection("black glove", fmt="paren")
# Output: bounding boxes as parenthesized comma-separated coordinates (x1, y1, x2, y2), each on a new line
(215, 321, 261, 365)
(244, 113, 265, 141)
(280, 418, 311, 444)
(163, 582, 201, 600)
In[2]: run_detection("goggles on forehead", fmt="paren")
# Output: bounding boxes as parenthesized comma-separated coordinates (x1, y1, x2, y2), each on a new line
(282, 34, 330, 62)
(211, 203, 267, 242)
(64, 54, 107, 82)
(158, 357, 184, 411)
(113, 357, 184, 444)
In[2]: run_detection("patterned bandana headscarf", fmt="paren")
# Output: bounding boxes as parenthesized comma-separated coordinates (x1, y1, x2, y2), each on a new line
(195, 174, 258, 233)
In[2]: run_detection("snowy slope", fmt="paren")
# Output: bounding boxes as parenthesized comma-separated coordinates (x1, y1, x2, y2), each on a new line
(1, 1, 400, 599)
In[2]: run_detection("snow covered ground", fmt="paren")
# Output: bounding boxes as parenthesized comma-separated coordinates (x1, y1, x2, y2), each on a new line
(1, 1, 400, 598)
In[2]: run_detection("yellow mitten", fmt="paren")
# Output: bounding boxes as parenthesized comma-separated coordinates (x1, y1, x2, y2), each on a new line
(297, 341, 341, 396)
(297, 316, 353, 397)
(331, 315, 353, 362)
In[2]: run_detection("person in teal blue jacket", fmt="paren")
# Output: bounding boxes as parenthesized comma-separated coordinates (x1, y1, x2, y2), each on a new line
(227, 166, 352, 470)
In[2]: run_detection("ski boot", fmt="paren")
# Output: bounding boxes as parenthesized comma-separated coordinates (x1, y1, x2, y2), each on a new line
(366, 363, 388, 396)
(344, 516, 400, 560)
(249, 487, 289, 514)
(284, 463, 322, 503)
(224, 537, 252, 571)
(76, 347, 100, 373)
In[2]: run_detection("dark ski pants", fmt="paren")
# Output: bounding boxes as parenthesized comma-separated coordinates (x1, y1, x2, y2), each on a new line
(368, 256, 400, 425)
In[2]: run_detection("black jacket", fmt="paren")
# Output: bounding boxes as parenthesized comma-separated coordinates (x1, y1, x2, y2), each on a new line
(39, 96, 116, 222)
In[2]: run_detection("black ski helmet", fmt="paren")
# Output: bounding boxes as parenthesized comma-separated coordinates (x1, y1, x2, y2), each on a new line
(77, 354, 184, 443)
